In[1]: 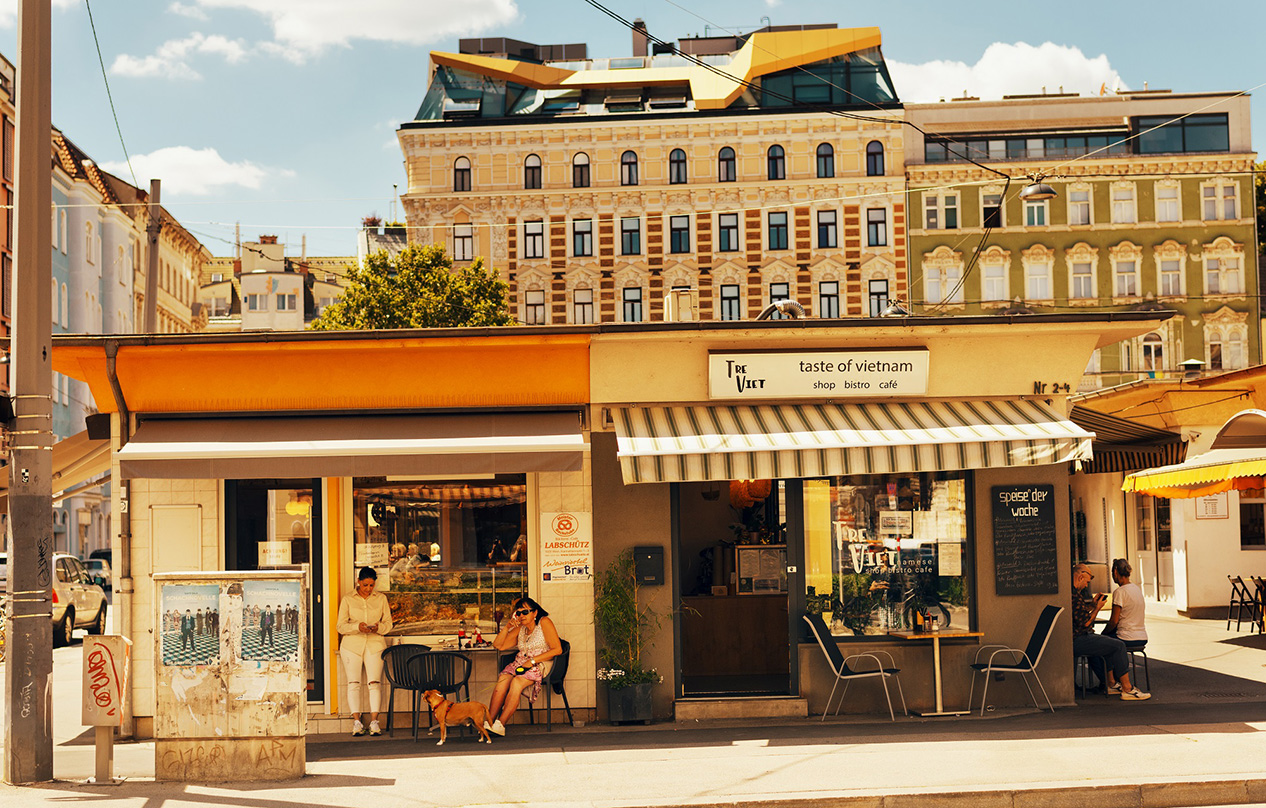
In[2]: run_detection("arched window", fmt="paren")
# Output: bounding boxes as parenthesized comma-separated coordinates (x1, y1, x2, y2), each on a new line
(767, 145, 785, 180)
(718, 147, 736, 182)
(669, 148, 687, 184)
(572, 153, 590, 188)
(620, 150, 639, 186)
(524, 154, 542, 189)
(816, 143, 834, 178)
(865, 141, 884, 176)
(453, 156, 471, 192)
(60, 283, 68, 327)
(1142, 333, 1165, 372)
(85, 222, 94, 263)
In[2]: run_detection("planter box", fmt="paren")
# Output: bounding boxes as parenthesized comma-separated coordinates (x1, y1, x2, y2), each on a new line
(606, 682, 653, 724)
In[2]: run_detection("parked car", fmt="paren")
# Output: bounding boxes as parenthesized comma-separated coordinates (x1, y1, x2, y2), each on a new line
(51, 553, 107, 646)
(84, 557, 112, 590)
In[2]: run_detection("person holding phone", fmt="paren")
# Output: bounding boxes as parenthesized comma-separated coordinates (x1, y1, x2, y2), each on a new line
(485, 596, 562, 736)
(1072, 563, 1149, 700)
(337, 566, 394, 736)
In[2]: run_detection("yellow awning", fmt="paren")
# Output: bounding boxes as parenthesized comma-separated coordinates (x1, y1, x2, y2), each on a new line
(1122, 447, 1266, 498)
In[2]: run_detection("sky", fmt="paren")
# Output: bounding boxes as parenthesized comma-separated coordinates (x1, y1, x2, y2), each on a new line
(0, 0, 1261, 259)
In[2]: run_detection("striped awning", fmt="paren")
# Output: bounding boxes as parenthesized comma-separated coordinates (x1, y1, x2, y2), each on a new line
(613, 399, 1094, 484)
(1123, 409, 1266, 498)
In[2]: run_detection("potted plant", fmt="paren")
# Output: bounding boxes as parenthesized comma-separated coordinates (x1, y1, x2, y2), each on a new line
(594, 550, 664, 724)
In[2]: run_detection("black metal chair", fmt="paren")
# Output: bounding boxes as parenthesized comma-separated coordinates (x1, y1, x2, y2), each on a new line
(409, 650, 473, 741)
(1227, 576, 1254, 631)
(968, 604, 1062, 716)
(380, 644, 430, 738)
(525, 639, 574, 731)
(802, 613, 906, 721)
(1124, 640, 1150, 691)
(1251, 577, 1266, 634)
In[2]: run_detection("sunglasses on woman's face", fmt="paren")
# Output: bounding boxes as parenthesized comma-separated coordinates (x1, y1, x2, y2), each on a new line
(515, 609, 531, 616)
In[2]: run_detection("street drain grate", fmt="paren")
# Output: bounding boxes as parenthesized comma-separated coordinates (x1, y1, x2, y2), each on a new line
(1198, 692, 1261, 698)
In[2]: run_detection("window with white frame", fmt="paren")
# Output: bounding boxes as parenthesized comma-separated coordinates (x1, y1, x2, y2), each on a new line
(1207, 331, 1223, 371)
(620, 151, 639, 186)
(572, 288, 594, 324)
(1111, 184, 1136, 223)
(924, 192, 958, 229)
(85, 222, 94, 264)
(1026, 260, 1052, 300)
(1141, 333, 1165, 371)
(59, 283, 68, 326)
(867, 279, 889, 317)
(867, 208, 887, 247)
(572, 153, 590, 188)
(1159, 258, 1182, 296)
(453, 224, 474, 260)
(620, 217, 641, 255)
(718, 213, 739, 251)
(1228, 331, 1246, 369)
(1070, 262, 1094, 300)
(982, 192, 1003, 228)
(245, 293, 265, 311)
(1120, 340, 1134, 372)
(622, 287, 643, 322)
(817, 210, 837, 248)
(925, 265, 964, 305)
(1155, 183, 1180, 222)
(818, 281, 839, 318)
(525, 289, 546, 325)
(276, 293, 297, 311)
(1068, 188, 1091, 225)
(573, 219, 592, 256)
(1024, 199, 1048, 227)
(524, 154, 542, 190)
(58, 209, 67, 254)
(454, 156, 471, 192)
(768, 281, 791, 319)
(1202, 181, 1238, 220)
(524, 220, 544, 259)
(1114, 259, 1139, 297)
(720, 284, 741, 320)
(669, 215, 690, 253)
(767, 211, 788, 250)
(982, 263, 1007, 302)
(1205, 255, 1242, 295)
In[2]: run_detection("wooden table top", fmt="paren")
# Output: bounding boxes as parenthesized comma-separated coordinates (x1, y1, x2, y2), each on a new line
(888, 629, 984, 640)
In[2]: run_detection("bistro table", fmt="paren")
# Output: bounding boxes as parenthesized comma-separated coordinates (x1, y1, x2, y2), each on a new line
(888, 628, 984, 716)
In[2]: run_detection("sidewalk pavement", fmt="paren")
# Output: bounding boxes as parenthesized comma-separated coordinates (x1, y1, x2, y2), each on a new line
(4, 613, 1266, 808)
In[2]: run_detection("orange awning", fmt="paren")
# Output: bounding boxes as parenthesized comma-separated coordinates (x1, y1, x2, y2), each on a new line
(1122, 447, 1266, 498)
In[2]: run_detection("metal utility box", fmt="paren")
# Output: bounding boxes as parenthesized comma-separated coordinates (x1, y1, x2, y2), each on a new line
(633, 545, 664, 585)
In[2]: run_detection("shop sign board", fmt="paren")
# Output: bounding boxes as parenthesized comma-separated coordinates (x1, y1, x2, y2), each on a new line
(708, 349, 929, 399)
(540, 511, 593, 582)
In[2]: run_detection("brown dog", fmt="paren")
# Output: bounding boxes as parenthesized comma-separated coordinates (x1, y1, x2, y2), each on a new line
(422, 689, 492, 746)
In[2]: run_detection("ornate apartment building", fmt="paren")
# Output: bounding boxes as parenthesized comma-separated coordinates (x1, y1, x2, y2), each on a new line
(905, 92, 1258, 389)
(399, 25, 908, 324)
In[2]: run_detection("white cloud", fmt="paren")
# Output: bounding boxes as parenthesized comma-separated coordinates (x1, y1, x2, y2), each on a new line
(111, 32, 248, 80)
(99, 146, 293, 196)
(888, 42, 1127, 103)
(192, 0, 520, 60)
(0, 0, 77, 28)
(168, 2, 210, 20)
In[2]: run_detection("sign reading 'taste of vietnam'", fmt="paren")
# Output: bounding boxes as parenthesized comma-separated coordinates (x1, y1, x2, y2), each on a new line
(708, 350, 929, 399)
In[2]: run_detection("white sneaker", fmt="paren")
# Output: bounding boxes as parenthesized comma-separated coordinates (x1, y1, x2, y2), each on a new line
(1107, 682, 1123, 695)
(1121, 688, 1151, 701)
(368, 720, 381, 736)
(351, 719, 366, 736)
(489, 719, 506, 736)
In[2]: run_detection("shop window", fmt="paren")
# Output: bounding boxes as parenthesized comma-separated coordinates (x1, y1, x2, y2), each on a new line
(1240, 488, 1266, 549)
(351, 477, 529, 639)
(818, 280, 839, 318)
(803, 474, 971, 637)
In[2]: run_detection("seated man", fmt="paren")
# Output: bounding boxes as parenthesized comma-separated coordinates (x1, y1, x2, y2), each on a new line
(1072, 563, 1150, 700)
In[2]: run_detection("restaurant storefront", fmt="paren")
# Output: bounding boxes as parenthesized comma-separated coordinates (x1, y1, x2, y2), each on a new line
(53, 311, 1169, 734)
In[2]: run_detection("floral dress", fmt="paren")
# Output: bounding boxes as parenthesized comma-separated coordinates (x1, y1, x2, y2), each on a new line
(500, 622, 550, 702)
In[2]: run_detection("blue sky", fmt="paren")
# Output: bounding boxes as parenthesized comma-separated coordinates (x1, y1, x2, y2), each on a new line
(0, 0, 1261, 258)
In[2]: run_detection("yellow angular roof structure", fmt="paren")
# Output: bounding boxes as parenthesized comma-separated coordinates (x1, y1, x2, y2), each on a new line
(431, 27, 882, 111)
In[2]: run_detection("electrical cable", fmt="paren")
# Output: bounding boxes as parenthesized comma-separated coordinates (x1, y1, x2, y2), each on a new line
(83, 0, 137, 188)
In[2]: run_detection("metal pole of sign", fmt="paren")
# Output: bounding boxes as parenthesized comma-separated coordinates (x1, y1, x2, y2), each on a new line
(3, 0, 54, 785)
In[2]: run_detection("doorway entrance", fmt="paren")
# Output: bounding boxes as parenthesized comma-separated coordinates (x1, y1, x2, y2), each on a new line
(226, 479, 325, 700)
(674, 480, 797, 697)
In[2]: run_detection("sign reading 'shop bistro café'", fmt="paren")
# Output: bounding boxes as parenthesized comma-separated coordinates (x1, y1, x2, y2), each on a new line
(708, 349, 929, 399)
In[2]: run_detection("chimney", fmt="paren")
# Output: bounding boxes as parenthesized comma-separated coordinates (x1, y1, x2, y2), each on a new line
(632, 18, 648, 57)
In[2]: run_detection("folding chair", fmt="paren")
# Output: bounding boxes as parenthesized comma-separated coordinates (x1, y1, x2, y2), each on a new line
(1227, 576, 1254, 631)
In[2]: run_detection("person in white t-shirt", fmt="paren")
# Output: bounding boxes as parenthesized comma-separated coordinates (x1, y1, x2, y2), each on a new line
(1102, 557, 1147, 693)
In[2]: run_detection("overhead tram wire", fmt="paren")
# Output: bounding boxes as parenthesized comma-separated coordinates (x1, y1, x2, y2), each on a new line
(84, 0, 137, 188)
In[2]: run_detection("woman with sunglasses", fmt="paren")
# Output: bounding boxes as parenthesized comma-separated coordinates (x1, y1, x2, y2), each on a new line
(485, 596, 562, 736)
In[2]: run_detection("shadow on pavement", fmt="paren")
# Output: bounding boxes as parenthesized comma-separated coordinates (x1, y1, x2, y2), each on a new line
(26, 773, 397, 806)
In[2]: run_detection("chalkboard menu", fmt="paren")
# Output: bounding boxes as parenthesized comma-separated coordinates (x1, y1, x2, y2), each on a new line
(992, 484, 1059, 596)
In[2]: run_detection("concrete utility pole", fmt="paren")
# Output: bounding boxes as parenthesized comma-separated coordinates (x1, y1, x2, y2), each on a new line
(143, 179, 160, 333)
(4, 0, 54, 784)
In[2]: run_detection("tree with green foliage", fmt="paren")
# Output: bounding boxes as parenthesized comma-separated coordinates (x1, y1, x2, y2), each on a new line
(308, 243, 514, 330)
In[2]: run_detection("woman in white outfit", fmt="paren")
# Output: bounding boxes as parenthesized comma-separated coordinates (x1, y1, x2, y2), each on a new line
(1102, 557, 1147, 693)
(337, 566, 393, 736)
